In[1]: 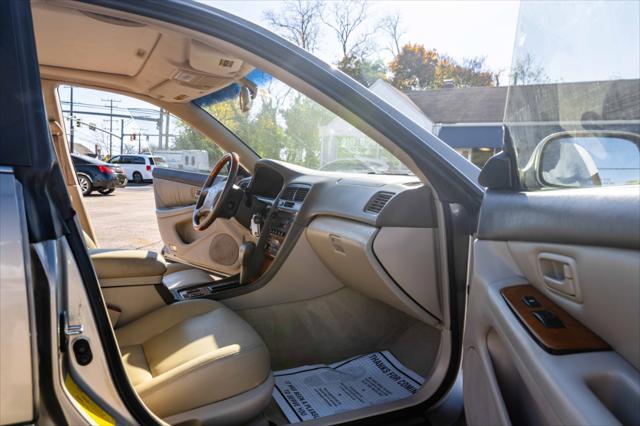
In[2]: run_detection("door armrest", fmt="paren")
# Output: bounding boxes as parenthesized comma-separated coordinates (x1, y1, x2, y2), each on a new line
(162, 268, 222, 292)
(89, 249, 167, 287)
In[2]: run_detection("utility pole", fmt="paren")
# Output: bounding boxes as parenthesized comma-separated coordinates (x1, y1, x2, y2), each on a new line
(164, 111, 170, 149)
(120, 119, 124, 154)
(102, 98, 120, 156)
(69, 86, 74, 152)
(158, 108, 164, 150)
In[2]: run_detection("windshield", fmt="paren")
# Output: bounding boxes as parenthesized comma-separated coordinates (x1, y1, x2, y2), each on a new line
(505, 0, 640, 189)
(193, 70, 411, 175)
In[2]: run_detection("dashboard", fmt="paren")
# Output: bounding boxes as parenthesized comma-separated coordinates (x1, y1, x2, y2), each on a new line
(235, 159, 443, 325)
(244, 159, 436, 260)
(177, 158, 443, 326)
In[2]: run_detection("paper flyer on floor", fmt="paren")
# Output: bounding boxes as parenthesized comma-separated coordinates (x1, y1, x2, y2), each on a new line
(272, 351, 425, 423)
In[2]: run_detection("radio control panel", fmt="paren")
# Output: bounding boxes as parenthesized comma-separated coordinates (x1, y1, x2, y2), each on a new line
(265, 210, 295, 258)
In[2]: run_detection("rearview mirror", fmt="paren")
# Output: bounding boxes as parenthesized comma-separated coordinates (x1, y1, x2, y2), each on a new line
(532, 131, 640, 188)
(238, 84, 256, 113)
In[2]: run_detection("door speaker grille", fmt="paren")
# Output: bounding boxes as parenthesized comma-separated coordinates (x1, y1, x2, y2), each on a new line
(209, 233, 239, 266)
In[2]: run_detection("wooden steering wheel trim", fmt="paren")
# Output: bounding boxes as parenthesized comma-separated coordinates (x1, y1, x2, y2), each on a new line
(192, 152, 239, 231)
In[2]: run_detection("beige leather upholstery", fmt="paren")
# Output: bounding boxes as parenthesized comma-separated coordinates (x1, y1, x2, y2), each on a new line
(115, 299, 271, 419)
(162, 268, 223, 292)
(90, 249, 167, 279)
(164, 261, 196, 275)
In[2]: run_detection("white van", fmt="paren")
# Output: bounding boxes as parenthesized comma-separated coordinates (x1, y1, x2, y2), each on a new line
(108, 154, 168, 183)
(154, 149, 210, 172)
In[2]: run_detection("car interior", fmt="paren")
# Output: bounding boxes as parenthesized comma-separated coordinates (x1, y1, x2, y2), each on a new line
(33, 2, 453, 424)
(28, 1, 640, 426)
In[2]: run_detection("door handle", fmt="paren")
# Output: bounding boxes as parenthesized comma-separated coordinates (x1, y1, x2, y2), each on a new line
(537, 253, 581, 300)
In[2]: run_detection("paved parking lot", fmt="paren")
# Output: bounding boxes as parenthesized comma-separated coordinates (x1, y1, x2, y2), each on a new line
(83, 184, 164, 252)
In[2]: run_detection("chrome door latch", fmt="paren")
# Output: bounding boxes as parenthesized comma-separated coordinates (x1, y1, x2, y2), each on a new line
(63, 311, 84, 336)
(60, 311, 84, 351)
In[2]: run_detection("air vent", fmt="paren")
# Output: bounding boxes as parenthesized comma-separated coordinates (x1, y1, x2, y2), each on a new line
(281, 185, 310, 202)
(293, 187, 310, 202)
(364, 191, 395, 214)
(281, 187, 297, 201)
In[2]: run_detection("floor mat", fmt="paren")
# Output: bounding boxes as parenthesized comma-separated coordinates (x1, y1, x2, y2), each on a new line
(272, 351, 425, 424)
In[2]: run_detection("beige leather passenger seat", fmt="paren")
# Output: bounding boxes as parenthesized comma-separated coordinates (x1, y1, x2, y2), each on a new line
(83, 231, 273, 423)
(116, 299, 273, 423)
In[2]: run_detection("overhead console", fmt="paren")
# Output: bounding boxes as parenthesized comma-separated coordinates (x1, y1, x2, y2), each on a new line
(149, 40, 252, 102)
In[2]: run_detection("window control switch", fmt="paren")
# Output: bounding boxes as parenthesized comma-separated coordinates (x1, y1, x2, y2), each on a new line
(532, 310, 564, 329)
(522, 295, 541, 308)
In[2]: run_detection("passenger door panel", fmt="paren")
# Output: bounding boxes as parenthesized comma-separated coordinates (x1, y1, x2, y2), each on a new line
(464, 186, 640, 426)
(153, 168, 253, 275)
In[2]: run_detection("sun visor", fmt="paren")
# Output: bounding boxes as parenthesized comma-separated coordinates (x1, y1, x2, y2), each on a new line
(33, 7, 159, 77)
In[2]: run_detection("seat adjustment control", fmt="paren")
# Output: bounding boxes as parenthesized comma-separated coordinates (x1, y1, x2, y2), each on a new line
(532, 310, 564, 329)
(522, 295, 541, 308)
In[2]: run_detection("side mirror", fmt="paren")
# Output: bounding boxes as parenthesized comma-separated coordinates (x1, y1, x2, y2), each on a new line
(529, 131, 640, 188)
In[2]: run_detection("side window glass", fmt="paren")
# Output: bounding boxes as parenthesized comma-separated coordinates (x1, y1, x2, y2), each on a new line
(57, 85, 223, 174)
(505, 1, 639, 190)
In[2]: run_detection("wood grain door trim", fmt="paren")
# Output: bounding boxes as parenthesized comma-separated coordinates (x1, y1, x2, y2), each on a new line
(501, 284, 610, 354)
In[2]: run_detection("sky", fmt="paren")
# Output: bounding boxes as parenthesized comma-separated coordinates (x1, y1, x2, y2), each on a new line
(65, 1, 522, 154)
(203, 0, 521, 75)
(62, 0, 639, 155)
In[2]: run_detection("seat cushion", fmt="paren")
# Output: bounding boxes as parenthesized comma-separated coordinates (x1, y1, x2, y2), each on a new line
(115, 299, 270, 418)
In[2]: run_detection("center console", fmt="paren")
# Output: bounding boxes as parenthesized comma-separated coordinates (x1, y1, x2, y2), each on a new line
(265, 209, 296, 258)
(265, 184, 310, 258)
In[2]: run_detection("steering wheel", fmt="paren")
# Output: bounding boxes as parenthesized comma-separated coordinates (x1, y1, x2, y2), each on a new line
(192, 152, 240, 231)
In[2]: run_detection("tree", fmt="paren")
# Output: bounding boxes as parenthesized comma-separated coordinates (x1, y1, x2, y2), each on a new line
(378, 12, 405, 57)
(282, 96, 333, 168)
(323, 0, 371, 59)
(173, 125, 224, 163)
(174, 101, 248, 162)
(337, 55, 386, 87)
(510, 53, 549, 85)
(389, 43, 439, 90)
(247, 103, 287, 160)
(435, 56, 496, 88)
(263, 0, 323, 52)
(390, 44, 496, 90)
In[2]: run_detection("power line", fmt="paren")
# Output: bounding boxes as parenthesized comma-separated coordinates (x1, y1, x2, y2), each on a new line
(62, 109, 160, 122)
